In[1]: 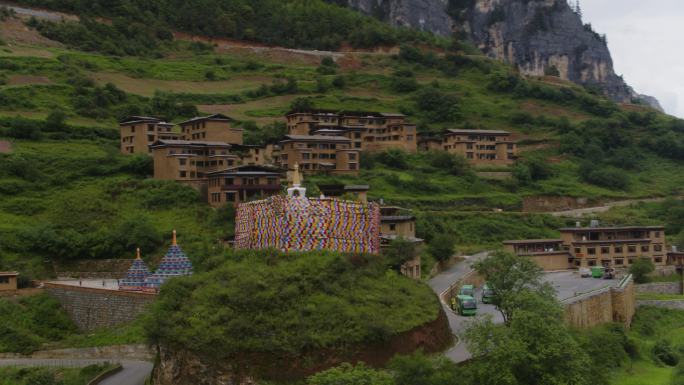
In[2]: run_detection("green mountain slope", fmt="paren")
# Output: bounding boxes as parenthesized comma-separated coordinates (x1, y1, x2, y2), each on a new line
(0, 4, 683, 278)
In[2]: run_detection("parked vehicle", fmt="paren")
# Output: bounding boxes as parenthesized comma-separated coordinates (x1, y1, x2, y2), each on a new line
(580, 268, 591, 278)
(456, 295, 477, 316)
(591, 266, 605, 278)
(459, 284, 475, 297)
(603, 267, 615, 279)
(482, 284, 495, 304)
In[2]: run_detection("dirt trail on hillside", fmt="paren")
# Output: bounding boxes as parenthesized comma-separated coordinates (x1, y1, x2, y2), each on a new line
(0, 141, 12, 154)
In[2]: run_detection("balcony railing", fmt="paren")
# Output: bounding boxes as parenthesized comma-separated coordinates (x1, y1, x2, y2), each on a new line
(220, 184, 281, 192)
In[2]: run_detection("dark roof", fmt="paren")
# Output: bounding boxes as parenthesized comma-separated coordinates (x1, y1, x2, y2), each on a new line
(503, 239, 564, 245)
(206, 165, 284, 177)
(381, 215, 415, 222)
(281, 134, 351, 142)
(178, 114, 235, 125)
(559, 226, 665, 232)
(285, 109, 405, 119)
(446, 129, 511, 135)
(119, 116, 169, 125)
(0, 271, 18, 277)
(149, 140, 232, 149)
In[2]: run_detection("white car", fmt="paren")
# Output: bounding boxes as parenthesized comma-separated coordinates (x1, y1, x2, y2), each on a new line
(579, 268, 591, 278)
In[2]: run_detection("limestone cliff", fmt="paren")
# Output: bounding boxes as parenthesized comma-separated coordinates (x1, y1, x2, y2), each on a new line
(335, 0, 662, 109)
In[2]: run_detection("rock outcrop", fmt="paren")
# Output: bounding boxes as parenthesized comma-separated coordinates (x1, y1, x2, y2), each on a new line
(341, 0, 453, 35)
(335, 0, 662, 109)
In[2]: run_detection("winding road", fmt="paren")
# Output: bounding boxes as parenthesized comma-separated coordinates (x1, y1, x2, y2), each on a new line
(0, 359, 153, 385)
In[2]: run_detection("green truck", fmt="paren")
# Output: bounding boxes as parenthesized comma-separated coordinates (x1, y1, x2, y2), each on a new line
(454, 295, 477, 316)
(481, 284, 495, 304)
(459, 284, 475, 297)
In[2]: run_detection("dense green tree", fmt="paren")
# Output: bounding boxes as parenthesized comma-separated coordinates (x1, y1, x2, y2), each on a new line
(473, 251, 554, 324)
(307, 363, 393, 385)
(465, 290, 594, 385)
(630, 257, 655, 283)
(427, 234, 456, 263)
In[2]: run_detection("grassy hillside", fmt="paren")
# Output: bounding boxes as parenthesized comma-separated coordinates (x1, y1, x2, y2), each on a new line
(0, 6, 683, 277)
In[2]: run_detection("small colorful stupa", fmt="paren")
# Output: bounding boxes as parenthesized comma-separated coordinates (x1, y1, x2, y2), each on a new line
(143, 230, 193, 293)
(119, 248, 151, 292)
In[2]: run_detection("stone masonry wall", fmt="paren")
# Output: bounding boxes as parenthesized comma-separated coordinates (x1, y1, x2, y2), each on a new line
(636, 282, 682, 295)
(563, 276, 635, 329)
(637, 300, 684, 310)
(45, 283, 156, 331)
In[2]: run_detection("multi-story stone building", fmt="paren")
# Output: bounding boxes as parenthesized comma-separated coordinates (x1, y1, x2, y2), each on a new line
(119, 116, 180, 155)
(178, 114, 243, 144)
(504, 224, 668, 270)
(276, 134, 361, 176)
(420, 129, 517, 166)
(379, 206, 423, 280)
(285, 109, 417, 153)
(206, 165, 283, 207)
(149, 140, 239, 190)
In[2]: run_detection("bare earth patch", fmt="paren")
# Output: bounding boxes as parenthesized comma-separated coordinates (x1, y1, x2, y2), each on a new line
(7, 75, 53, 86)
(0, 140, 12, 154)
(0, 18, 63, 48)
(89, 72, 273, 97)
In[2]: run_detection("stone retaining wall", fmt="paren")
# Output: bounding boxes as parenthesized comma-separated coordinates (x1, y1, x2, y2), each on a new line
(44, 283, 156, 331)
(637, 300, 684, 310)
(636, 282, 682, 295)
(562, 275, 635, 329)
(0, 344, 154, 361)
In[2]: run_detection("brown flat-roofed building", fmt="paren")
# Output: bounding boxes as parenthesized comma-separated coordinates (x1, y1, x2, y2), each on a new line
(421, 129, 517, 166)
(231, 143, 277, 166)
(120, 116, 180, 155)
(503, 239, 572, 271)
(149, 140, 239, 190)
(179, 114, 243, 144)
(276, 134, 360, 176)
(504, 223, 668, 270)
(380, 206, 423, 279)
(0, 272, 18, 291)
(286, 109, 417, 153)
(206, 165, 283, 207)
(318, 184, 370, 203)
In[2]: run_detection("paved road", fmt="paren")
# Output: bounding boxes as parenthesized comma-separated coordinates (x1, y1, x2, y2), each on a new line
(428, 254, 621, 363)
(549, 197, 671, 218)
(0, 359, 153, 385)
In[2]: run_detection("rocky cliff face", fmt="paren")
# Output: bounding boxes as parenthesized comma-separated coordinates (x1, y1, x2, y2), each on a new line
(341, 0, 453, 35)
(336, 0, 662, 109)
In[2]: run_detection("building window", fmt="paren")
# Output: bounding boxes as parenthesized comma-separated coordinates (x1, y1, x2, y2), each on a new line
(628, 258, 635, 265)
(179, 171, 187, 178)
(354, 132, 361, 139)
(641, 245, 649, 253)
(466, 143, 473, 150)
(567, 258, 574, 264)
(190, 172, 196, 178)
(349, 153, 357, 161)
(179, 159, 186, 166)
(655, 231, 661, 238)
(389, 224, 396, 231)
(655, 257, 663, 263)
(148, 124, 154, 132)
(0, 277, 9, 284)
(267, 177, 277, 185)
(148, 135, 155, 142)
(615, 259, 624, 265)
(574, 248, 581, 254)
(588, 260, 596, 266)
(601, 247, 610, 254)
(587, 248, 596, 255)
(466, 153, 473, 159)
(226, 192, 236, 202)
(654, 245, 663, 252)
(348, 163, 357, 170)
(507, 143, 515, 150)
(225, 178, 234, 185)
(628, 246, 637, 253)
(614, 246, 623, 254)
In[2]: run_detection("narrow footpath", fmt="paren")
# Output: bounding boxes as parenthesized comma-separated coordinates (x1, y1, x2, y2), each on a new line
(0, 359, 153, 385)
